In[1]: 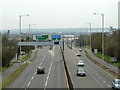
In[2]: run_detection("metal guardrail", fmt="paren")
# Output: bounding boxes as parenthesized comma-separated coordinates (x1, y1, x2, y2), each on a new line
(18, 41, 54, 46)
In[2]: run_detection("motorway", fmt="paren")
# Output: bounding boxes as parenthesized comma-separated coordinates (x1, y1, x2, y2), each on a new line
(64, 43, 115, 88)
(9, 45, 67, 88)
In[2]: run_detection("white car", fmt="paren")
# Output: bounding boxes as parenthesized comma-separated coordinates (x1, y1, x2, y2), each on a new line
(112, 79, 120, 89)
(78, 60, 84, 66)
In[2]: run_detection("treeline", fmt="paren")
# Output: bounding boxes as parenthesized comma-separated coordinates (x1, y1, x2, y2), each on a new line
(2, 35, 35, 67)
(76, 30, 120, 61)
(2, 34, 18, 67)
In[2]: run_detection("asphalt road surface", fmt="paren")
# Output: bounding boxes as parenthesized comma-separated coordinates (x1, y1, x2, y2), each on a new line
(64, 44, 115, 88)
(9, 45, 67, 88)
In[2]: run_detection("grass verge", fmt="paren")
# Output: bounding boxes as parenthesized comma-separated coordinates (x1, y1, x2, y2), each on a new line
(1, 62, 13, 72)
(83, 49, 120, 78)
(95, 52, 120, 68)
(30, 50, 38, 62)
(0, 63, 28, 89)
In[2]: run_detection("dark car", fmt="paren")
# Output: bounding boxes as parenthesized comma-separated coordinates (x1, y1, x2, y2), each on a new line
(37, 67, 45, 74)
(77, 68, 86, 76)
(76, 52, 81, 57)
(79, 49, 82, 52)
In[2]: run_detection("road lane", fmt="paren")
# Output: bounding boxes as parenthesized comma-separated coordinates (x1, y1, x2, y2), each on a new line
(9, 47, 49, 88)
(64, 44, 114, 88)
(28, 46, 53, 88)
(46, 45, 67, 88)
(9, 45, 67, 88)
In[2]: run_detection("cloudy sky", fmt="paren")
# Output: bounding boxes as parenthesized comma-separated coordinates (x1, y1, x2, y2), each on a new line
(1, 0, 119, 30)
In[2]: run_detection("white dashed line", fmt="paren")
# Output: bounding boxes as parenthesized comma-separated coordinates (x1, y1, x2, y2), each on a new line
(103, 81, 105, 83)
(31, 76, 34, 80)
(34, 72, 36, 75)
(108, 85, 110, 87)
(48, 72, 50, 75)
(45, 81, 48, 86)
(27, 81, 31, 86)
(47, 76, 49, 80)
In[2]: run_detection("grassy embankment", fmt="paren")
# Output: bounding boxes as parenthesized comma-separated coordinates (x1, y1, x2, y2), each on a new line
(86, 45, 120, 67)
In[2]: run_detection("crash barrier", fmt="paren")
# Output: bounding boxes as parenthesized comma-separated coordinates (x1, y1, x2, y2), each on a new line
(49, 45, 53, 50)
(66, 43, 72, 49)
(60, 46, 73, 90)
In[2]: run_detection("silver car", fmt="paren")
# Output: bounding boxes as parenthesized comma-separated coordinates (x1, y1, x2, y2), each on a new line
(112, 79, 120, 89)
(77, 68, 86, 76)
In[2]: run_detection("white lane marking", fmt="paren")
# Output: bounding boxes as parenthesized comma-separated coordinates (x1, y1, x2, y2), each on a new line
(36, 70, 37, 72)
(45, 81, 48, 86)
(47, 76, 49, 80)
(31, 76, 34, 80)
(108, 85, 110, 87)
(34, 72, 36, 75)
(103, 81, 105, 83)
(48, 72, 50, 75)
(85, 67, 104, 88)
(49, 68, 51, 72)
(27, 81, 31, 86)
(39, 55, 46, 66)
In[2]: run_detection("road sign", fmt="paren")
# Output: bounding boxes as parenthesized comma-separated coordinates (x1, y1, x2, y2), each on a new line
(36, 35, 49, 40)
(52, 35, 61, 40)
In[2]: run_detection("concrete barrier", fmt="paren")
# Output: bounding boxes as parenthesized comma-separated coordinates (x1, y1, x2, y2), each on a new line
(60, 46, 74, 90)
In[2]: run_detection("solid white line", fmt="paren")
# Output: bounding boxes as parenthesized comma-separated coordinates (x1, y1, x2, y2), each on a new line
(31, 76, 34, 80)
(27, 81, 31, 86)
(45, 81, 48, 86)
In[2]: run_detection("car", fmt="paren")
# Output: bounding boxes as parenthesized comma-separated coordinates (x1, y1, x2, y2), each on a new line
(78, 60, 84, 66)
(37, 67, 45, 74)
(79, 49, 82, 52)
(76, 53, 81, 57)
(77, 68, 86, 76)
(112, 79, 120, 89)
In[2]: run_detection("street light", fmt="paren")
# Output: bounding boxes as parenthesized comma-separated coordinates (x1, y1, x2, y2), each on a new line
(84, 22, 92, 50)
(19, 14, 29, 63)
(29, 24, 36, 42)
(94, 13, 104, 62)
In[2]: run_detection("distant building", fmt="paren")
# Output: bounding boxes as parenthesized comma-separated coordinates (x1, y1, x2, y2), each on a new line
(118, 1, 120, 30)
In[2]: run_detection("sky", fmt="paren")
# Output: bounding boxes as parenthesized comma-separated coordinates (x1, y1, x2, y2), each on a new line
(0, 0, 120, 30)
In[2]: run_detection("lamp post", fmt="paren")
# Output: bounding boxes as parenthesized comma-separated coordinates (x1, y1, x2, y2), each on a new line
(19, 14, 29, 63)
(29, 24, 36, 42)
(84, 22, 92, 50)
(94, 13, 104, 62)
